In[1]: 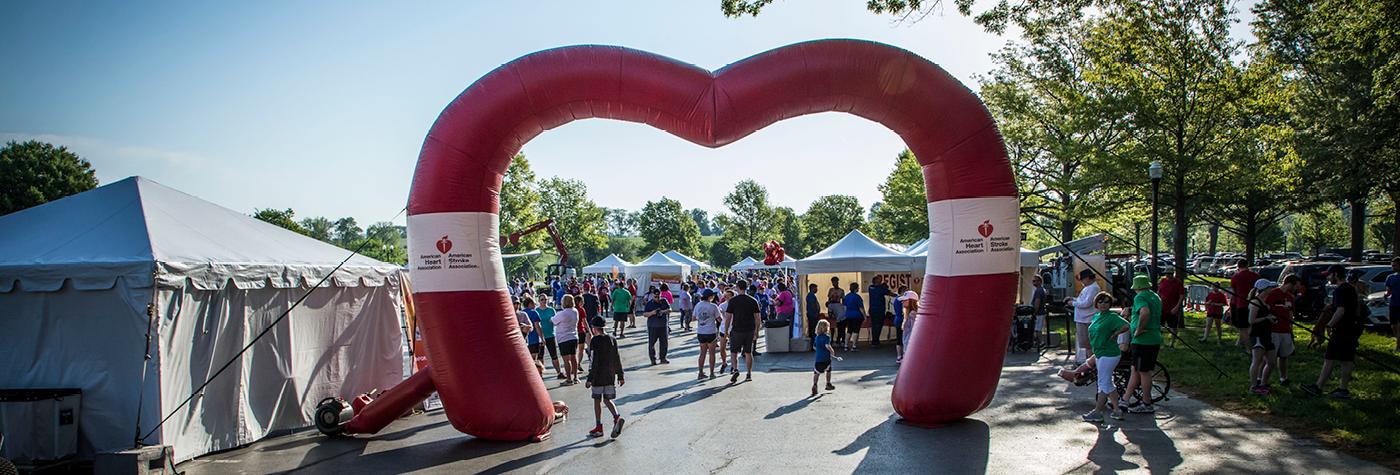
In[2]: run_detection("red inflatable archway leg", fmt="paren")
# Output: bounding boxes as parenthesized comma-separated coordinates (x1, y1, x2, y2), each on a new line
(357, 40, 1019, 439)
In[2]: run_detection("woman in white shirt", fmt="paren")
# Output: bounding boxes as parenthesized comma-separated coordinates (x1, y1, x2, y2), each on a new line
(551, 294, 582, 385)
(693, 289, 721, 379)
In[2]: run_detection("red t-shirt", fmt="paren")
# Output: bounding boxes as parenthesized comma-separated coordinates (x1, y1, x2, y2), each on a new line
(1230, 269, 1260, 308)
(1204, 291, 1227, 316)
(1157, 277, 1185, 312)
(1263, 288, 1294, 333)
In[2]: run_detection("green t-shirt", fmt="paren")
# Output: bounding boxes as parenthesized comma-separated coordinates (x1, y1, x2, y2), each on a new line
(610, 288, 632, 313)
(1088, 311, 1128, 358)
(1130, 290, 1163, 346)
(537, 307, 556, 338)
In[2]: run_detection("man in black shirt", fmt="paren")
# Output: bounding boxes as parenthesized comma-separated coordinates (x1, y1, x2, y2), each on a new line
(724, 279, 762, 383)
(1302, 265, 1362, 399)
(643, 288, 672, 365)
(585, 317, 626, 438)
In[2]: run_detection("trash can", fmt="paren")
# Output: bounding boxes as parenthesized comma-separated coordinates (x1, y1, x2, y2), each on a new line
(764, 324, 791, 353)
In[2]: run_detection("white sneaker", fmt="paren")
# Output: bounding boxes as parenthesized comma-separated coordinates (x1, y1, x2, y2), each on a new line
(1081, 410, 1104, 422)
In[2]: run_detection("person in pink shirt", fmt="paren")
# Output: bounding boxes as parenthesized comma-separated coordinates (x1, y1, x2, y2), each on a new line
(774, 282, 796, 325)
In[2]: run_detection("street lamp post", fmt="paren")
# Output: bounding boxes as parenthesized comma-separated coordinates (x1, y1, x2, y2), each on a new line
(1149, 161, 1163, 286)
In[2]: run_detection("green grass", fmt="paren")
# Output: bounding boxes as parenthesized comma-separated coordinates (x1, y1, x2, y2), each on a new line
(1157, 312, 1400, 468)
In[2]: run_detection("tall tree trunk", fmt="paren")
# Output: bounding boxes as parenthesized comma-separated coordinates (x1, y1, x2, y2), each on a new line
(1244, 212, 1257, 264)
(1348, 196, 1367, 261)
(1208, 223, 1219, 255)
(1061, 219, 1076, 245)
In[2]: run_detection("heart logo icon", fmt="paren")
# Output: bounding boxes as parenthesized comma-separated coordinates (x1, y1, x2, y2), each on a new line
(436, 236, 452, 254)
(978, 220, 994, 238)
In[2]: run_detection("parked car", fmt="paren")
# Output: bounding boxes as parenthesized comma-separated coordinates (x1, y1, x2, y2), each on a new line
(1256, 265, 1284, 282)
(1346, 265, 1395, 294)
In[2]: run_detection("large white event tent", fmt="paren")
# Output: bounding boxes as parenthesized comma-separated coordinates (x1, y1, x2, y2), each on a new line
(629, 252, 690, 294)
(730, 257, 760, 271)
(581, 254, 633, 275)
(663, 250, 711, 271)
(795, 230, 915, 343)
(0, 177, 406, 462)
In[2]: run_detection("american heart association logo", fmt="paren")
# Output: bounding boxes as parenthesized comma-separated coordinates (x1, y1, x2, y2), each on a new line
(978, 220, 994, 238)
(436, 235, 453, 254)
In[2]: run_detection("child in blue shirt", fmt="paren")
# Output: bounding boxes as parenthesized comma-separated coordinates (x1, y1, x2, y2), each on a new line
(811, 320, 842, 396)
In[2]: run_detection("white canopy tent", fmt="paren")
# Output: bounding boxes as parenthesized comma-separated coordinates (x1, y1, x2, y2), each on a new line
(731, 257, 760, 271)
(748, 255, 799, 270)
(629, 252, 691, 295)
(0, 177, 405, 463)
(797, 230, 915, 274)
(663, 250, 711, 270)
(581, 254, 633, 275)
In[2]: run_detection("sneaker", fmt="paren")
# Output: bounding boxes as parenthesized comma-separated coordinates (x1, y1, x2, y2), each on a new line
(1300, 383, 1323, 396)
(1128, 404, 1155, 414)
(588, 425, 604, 437)
(611, 417, 625, 438)
(1278, 378, 1289, 386)
(661, 359, 671, 364)
(744, 374, 752, 382)
(556, 373, 567, 380)
(1110, 409, 1125, 420)
(731, 372, 740, 383)
(1329, 389, 1352, 400)
(1250, 385, 1268, 395)
(698, 372, 706, 381)
(1082, 411, 1104, 423)
(825, 383, 836, 390)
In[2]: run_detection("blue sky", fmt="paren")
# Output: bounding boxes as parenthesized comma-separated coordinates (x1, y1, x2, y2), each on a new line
(1, 1, 1257, 226)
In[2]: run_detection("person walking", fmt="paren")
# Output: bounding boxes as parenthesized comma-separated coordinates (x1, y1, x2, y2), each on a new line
(1122, 275, 1162, 413)
(522, 297, 545, 370)
(868, 276, 891, 348)
(677, 283, 694, 331)
(1066, 269, 1101, 363)
(1083, 291, 1130, 423)
(1246, 281, 1278, 395)
(717, 290, 734, 374)
(643, 287, 672, 365)
(811, 320, 841, 397)
(584, 317, 626, 438)
(1030, 275, 1048, 345)
(827, 277, 845, 346)
(536, 294, 565, 380)
(1301, 265, 1364, 399)
(1266, 275, 1300, 386)
(694, 289, 721, 379)
(626, 278, 639, 329)
(892, 286, 910, 363)
(552, 295, 582, 385)
(1229, 259, 1261, 348)
(1157, 269, 1185, 347)
(1201, 283, 1227, 344)
(610, 281, 633, 339)
(842, 283, 866, 351)
(724, 280, 762, 383)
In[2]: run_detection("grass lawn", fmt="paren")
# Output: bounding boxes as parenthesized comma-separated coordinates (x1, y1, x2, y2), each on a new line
(1157, 311, 1400, 468)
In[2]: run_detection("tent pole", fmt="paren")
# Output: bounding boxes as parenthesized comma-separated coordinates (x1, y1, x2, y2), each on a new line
(133, 267, 159, 448)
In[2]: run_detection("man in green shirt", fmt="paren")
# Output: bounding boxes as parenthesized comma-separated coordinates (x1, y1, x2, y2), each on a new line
(610, 282, 633, 338)
(1124, 274, 1162, 414)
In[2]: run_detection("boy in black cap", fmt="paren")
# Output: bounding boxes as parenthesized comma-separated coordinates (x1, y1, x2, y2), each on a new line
(585, 316, 626, 437)
(1302, 265, 1362, 399)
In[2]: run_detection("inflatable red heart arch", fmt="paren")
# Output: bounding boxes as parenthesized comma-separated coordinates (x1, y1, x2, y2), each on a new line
(762, 240, 785, 266)
(347, 40, 1020, 440)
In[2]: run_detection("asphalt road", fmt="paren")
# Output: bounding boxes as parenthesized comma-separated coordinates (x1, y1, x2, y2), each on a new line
(178, 323, 1389, 474)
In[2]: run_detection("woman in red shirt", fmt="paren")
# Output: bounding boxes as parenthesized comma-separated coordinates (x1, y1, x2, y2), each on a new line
(1201, 284, 1228, 344)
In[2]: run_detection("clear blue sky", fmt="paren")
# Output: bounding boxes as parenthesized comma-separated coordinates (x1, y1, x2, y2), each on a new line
(0, 1, 1257, 227)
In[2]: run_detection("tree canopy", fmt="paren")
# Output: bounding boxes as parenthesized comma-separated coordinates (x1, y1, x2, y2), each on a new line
(1, 140, 99, 216)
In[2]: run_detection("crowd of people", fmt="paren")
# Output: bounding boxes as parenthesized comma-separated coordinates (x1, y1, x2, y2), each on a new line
(502, 270, 920, 437)
(1056, 256, 1400, 426)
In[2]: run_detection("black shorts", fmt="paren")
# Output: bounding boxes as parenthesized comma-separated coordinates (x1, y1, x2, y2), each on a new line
(730, 333, 755, 354)
(614, 311, 629, 322)
(1131, 344, 1160, 371)
(843, 318, 863, 334)
(559, 339, 578, 356)
(815, 361, 831, 373)
(1250, 329, 1275, 351)
(1163, 309, 1183, 329)
(1230, 307, 1250, 328)
(1325, 328, 1361, 362)
(528, 343, 543, 358)
(697, 333, 717, 344)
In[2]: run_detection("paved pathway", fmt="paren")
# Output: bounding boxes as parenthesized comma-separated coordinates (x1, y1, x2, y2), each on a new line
(179, 325, 1390, 474)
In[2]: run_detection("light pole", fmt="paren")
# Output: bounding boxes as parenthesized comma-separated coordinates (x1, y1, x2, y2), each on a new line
(1149, 161, 1163, 286)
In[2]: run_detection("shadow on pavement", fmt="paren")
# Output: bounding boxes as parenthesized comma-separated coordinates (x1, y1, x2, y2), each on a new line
(834, 415, 990, 473)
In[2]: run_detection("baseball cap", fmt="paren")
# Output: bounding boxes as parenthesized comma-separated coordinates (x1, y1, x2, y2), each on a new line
(1254, 278, 1278, 290)
(1321, 264, 1347, 277)
(895, 290, 919, 301)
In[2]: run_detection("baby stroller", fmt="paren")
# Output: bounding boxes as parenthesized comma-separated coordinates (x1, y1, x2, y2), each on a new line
(1009, 305, 1036, 352)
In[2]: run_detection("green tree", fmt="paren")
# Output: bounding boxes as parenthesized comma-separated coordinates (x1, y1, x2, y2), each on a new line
(867, 149, 931, 244)
(1086, 0, 1248, 276)
(772, 206, 805, 258)
(689, 208, 716, 236)
(708, 238, 742, 269)
(300, 216, 334, 242)
(332, 217, 362, 247)
(499, 153, 547, 256)
(0, 140, 99, 215)
(539, 177, 609, 267)
(605, 236, 643, 263)
(803, 195, 865, 251)
(604, 207, 638, 236)
(253, 208, 307, 235)
(1289, 206, 1347, 254)
(1256, 0, 1400, 256)
(637, 197, 703, 257)
(714, 180, 778, 258)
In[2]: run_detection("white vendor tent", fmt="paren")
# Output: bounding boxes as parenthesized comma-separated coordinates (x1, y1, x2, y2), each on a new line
(731, 257, 760, 271)
(581, 254, 633, 275)
(663, 250, 711, 270)
(749, 255, 799, 270)
(0, 177, 406, 463)
(629, 252, 690, 295)
(796, 230, 914, 274)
